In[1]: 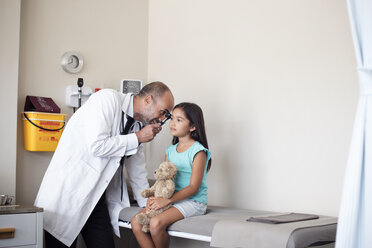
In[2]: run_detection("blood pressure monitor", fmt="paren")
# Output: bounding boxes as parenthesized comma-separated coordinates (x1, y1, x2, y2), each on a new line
(121, 79, 142, 94)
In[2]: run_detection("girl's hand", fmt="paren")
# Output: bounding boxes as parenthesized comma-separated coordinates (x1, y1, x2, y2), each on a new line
(149, 197, 171, 210)
(146, 197, 155, 210)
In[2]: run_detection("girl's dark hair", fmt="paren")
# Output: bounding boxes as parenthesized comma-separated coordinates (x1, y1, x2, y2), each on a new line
(172, 102, 212, 172)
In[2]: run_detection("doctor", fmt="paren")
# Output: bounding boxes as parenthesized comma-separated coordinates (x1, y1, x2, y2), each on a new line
(34, 81, 174, 248)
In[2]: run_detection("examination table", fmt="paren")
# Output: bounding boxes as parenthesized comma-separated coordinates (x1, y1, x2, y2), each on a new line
(119, 205, 337, 248)
(120, 179, 336, 248)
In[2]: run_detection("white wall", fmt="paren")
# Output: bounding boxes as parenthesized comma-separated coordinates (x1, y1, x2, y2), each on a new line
(147, 0, 358, 216)
(11, 0, 358, 217)
(16, 0, 149, 204)
(0, 0, 21, 197)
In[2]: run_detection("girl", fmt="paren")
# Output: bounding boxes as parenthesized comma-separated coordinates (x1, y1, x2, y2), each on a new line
(131, 102, 212, 248)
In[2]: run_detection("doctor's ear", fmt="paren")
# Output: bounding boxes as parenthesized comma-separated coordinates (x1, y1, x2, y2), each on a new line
(144, 94, 154, 105)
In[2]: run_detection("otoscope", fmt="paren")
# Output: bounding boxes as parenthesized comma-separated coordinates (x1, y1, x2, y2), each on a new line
(77, 78, 84, 108)
(159, 109, 172, 126)
(144, 110, 172, 127)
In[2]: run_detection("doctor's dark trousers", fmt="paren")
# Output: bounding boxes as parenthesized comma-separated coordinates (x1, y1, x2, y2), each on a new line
(44, 192, 115, 248)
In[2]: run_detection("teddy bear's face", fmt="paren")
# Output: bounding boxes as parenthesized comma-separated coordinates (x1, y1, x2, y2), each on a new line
(154, 162, 177, 180)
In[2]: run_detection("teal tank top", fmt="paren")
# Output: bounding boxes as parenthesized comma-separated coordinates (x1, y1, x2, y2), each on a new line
(166, 141, 211, 204)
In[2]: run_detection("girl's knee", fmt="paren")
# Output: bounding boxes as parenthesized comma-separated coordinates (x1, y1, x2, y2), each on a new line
(149, 218, 165, 236)
(131, 217, 141, 233)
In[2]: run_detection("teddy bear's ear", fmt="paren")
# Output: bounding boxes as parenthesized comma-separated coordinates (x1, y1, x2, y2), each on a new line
(169, 163, 177, 176)
(161, 162, 169, 168)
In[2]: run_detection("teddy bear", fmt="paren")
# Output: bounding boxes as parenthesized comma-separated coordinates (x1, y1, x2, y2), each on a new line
(135, 161, 178, 232)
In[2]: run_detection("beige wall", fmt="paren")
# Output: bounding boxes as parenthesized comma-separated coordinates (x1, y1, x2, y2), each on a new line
(0, 0, 21, 197)
(16, 0, 149, 204)
(9, 0, 358, 217)
(147, 0, 358, 216)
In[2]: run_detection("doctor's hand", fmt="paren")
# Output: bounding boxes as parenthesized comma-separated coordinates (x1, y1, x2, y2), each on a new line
(136, 123, 162, 143)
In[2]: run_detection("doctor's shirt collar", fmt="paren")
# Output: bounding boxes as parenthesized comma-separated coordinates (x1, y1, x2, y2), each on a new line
(121, 93, 134, 118)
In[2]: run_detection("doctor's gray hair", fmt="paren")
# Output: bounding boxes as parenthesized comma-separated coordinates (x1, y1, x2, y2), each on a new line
(137, 81, 171, 101)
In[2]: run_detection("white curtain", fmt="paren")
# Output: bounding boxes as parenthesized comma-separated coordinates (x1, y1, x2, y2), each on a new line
(336, 0, 372, 247)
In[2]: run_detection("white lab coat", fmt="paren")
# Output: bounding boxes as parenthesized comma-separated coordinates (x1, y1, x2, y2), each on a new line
(34, 89, 149, 246)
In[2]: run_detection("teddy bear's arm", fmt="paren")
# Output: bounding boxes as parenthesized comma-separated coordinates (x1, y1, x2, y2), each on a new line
(141, 181, 157, 198)
(160, 180, 175, 199)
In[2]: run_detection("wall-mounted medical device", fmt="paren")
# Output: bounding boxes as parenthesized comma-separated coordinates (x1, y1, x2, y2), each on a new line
(121, 79, 142, 94)
(65, 78, 92, 108)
